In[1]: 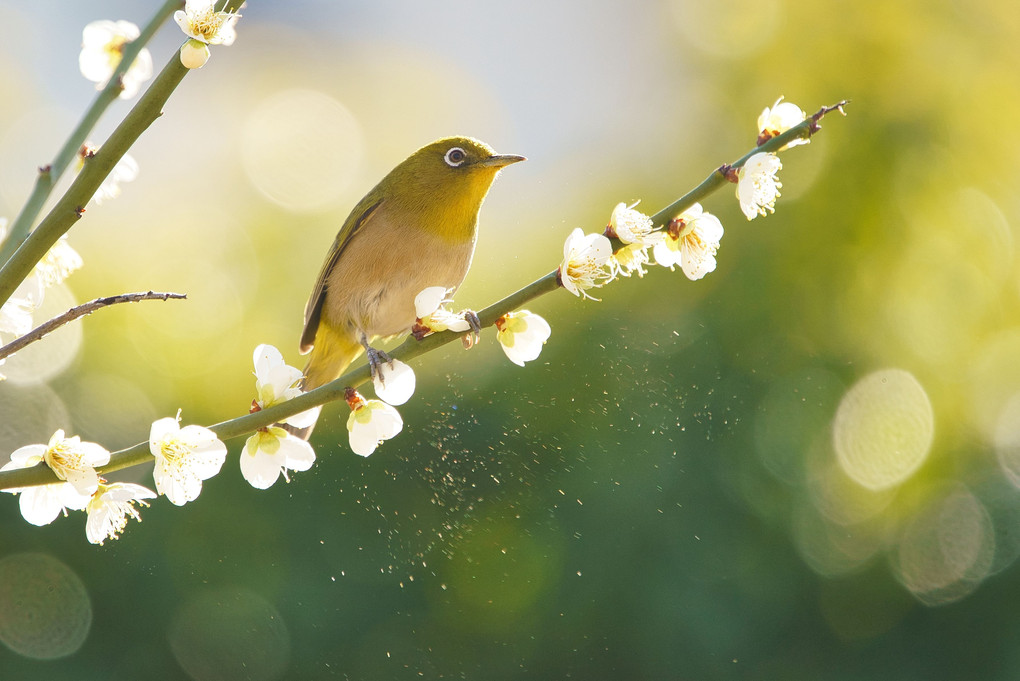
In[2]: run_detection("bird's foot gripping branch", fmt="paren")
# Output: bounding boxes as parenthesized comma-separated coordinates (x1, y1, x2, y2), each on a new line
(0, 1, 848, 545)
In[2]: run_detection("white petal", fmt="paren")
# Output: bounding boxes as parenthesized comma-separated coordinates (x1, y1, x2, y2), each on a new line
(652, 240, 679, 269)
(18, 484, 88, 526)
(173, 10, 192, 35)
(104, 483, 156, 501)
(79, 441, 112, 467)
(695, 213, 725, 243)
(562, 228, 585, 261)
(253, 344, 285, 381)
(240, 437, 283, 490)
(283, 404, 320, 430)
(498, 312, 551, 367)
(264, 363, 303, 397)
(3, 444, 47, 470)
(19, 486, 68, 526)
(347, 402, 403, 457)
(373, 359, 416, 406)
(558, 266, 580, 296)
(148, 416, 180, 455)
(681, 248, 716, 281)
(278, 435, 315, 471)
(62, 467, 101, 496)
(154, 459, 202, 506)
(586, 233, 613, 264)
(414, 287, 449, 318)
(177, 425, 228, 480)
(348, 423, 380, 457)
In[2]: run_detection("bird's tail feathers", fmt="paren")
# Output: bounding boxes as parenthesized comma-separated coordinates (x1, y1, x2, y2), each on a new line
(282, 326, 363, 441)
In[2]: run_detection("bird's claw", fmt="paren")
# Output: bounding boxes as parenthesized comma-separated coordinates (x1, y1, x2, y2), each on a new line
(361, 340, 393, 384)
(461, 309, 481, 349)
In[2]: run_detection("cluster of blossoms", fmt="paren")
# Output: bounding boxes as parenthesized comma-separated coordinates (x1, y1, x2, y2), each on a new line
(0, 344, 319, 543)
(346, 286, 553, 456)
(0, 430, 149, 545)
(0, 94, 812, 545)
(175, 0, 241, 69)
(80, 1, 240, 80)
(556, 97, 805, 299)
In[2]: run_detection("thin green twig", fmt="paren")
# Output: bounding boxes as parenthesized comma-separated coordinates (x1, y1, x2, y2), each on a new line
(0, 291, 186, 361)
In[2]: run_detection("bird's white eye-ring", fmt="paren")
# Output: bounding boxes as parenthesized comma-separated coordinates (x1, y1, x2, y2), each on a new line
(444, 147, 467, 167)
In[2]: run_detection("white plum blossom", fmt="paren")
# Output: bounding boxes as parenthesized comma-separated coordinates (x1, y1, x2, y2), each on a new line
(558, 228, 613, 299)
(737, 152, 783, 220)
(0, 272, 44, 337)
(149, 413, 227, 506)
(79, 20, 153, 99)
(41, 430, 110, 496)
(415, 287, 449, 319)
(253, 344, 318, 429)
(373, 358, 416, 406)
(175, 0, 240, 67)
(345, 389, 403, 457)
(35, 236, 83, 288)
(0, 430, 110, 526)
(609, 242, 653, 279)
(1, 478, 89, 527)
(609, 202, 660, 246)
(653, 203, 724, 280)
(495, 311, 551, 367)
(240, 427, 315, 490)
(85, 481, 156, 545)
(758, 96, 809, 149)
(607, 202, 661, 279)
(413, 286, 471, 335)
(240, 344, 318, 488)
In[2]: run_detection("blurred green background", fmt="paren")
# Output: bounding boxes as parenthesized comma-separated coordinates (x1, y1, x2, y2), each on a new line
(2, 0, 1020, 678)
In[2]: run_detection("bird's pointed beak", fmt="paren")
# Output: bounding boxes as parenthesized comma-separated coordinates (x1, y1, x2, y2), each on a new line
(478, 153, 527, 168)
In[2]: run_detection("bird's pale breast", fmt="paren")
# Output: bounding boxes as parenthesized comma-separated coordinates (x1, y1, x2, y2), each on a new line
(322, 210, 477, 339)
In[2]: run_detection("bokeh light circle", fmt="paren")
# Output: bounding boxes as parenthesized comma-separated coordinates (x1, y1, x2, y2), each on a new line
(892, 485, 995, 606)
(0, 553, 92, 659)
(168, 586, 290, 681)
(241, 88, 364, 212)
(833, 369, 934, 491)
(792, 503, 882, 577)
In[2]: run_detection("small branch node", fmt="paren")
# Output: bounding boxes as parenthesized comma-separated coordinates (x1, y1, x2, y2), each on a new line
(718, 164, 739, 184)
(809, 99, 851, 134)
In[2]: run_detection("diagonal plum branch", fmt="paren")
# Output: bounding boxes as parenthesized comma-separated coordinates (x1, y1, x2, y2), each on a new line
(0, 100, 849, 491)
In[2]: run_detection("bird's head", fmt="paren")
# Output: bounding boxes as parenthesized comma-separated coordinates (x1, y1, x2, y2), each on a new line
(385, 136, 525, 241)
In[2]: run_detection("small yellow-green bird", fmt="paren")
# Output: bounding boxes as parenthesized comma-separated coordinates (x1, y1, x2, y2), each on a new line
(293, 136, 525, 439)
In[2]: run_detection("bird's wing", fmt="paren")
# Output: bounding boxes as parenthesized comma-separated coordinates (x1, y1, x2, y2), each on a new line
(299, 198, 384, 354)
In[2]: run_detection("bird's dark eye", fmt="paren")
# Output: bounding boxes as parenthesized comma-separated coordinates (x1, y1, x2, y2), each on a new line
(444, 147, 467, 167)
